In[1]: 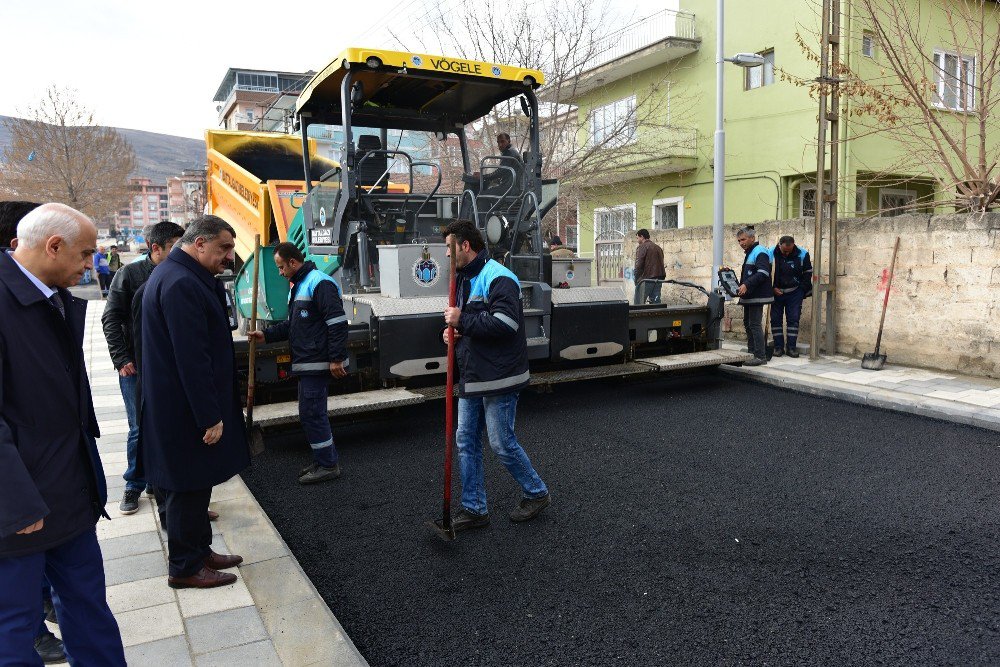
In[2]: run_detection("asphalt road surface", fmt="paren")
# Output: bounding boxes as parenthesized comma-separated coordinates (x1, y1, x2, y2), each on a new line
(242, 373, 1000, 666)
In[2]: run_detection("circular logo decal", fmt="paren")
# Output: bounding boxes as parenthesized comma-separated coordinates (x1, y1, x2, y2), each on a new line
(319, 207, 327, 225)
(491, 66, 502, 77)
(412, 257, 441, 287)
(565, 270, 575, 281)
(412, 55, 423, 66)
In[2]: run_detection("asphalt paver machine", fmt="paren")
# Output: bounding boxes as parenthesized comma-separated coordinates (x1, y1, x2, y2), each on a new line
(214, 47, 750, 430)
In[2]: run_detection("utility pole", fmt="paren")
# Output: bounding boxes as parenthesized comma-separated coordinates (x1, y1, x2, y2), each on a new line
(810, 0, 841, 360)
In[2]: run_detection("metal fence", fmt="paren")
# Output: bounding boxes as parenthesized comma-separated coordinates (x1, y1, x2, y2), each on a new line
(589, 9, 698, 70)
(595, 235, 625, 285)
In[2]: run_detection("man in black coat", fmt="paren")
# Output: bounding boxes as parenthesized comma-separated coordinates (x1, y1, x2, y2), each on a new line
(101, 221, 184, 515)
(0, 203, 126, 665)
(140, 215, 249, 589)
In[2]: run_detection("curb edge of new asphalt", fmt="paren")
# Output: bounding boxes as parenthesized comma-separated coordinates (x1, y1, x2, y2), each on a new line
(720, 364, 1000, 433)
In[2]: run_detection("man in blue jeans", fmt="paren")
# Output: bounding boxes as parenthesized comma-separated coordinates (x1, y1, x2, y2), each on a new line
(442, 220, 550, 531)
(250, 242, 349, 484)
(102, 221, 184, 514)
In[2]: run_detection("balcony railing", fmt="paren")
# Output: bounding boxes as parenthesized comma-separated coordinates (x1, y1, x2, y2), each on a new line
(589, 9, 697, 70)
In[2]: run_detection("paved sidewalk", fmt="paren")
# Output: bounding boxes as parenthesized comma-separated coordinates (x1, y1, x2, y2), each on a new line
(721, 341, 1000, 432)
(65, 297, 368, 666)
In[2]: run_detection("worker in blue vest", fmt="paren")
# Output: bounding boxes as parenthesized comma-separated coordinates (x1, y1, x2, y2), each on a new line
(249, 242, 348, 485)
(735, 225, 773, 366)
(770, 235, 813, 358)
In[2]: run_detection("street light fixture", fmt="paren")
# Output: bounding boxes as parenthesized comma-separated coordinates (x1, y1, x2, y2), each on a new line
(712, 0, 768, 292)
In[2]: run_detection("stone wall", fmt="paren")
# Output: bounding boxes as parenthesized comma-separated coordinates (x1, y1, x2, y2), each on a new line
(622, 214, 1000, 378)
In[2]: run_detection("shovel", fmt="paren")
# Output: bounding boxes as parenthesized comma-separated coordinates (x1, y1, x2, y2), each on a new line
(427, 237, 459, 542)
(246, 234, 266, 456)
(861, 236, 900, 371)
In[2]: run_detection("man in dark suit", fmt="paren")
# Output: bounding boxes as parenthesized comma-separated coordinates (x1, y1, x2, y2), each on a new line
(140, 215, 250, 589)
(0, 203, 126, 664)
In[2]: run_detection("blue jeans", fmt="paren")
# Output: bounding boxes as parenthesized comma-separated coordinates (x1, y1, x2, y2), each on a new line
(119, 373, 144, 492)
(456, 392, 548, 515)
(771, 288, 805, 350)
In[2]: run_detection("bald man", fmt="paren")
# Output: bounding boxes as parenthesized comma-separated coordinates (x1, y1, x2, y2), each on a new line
(0, 203, 126, 664)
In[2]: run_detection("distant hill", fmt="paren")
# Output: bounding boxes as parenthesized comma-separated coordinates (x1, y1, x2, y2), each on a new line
(0, 116, 206, 184)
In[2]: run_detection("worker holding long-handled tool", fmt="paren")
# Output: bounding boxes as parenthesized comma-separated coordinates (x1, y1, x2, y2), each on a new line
(434, 220, 550, 535)
(248, 242, 349, 484)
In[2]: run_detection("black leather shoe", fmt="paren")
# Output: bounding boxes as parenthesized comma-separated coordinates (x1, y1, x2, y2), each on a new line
(299, 464, 341, 485)
(452, 508, 490, 532)
(510, 494, 551, 522)
(34, 628, 65, 664)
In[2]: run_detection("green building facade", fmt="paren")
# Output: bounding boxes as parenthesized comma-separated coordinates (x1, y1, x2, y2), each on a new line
(563, 0, 984, 264)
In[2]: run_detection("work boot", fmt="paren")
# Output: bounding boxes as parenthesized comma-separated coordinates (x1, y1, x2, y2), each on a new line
(34, 628, 65, 664)
(43, 596, 57, 624)
(510, 494, 551, 522)
(744, 357, 767, 367)
(452, 508, 490, 532)
(299, 463, 341, 485)
(772, 348, 784, 357)
(298, 462, 319, 478)
(787, 347, 800, 358)
(119, 488, 141, 515)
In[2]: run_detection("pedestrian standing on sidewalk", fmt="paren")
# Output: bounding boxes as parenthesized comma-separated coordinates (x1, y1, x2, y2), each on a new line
(95, 245, 111, 296)
(140, 215, 249, 589)
(107, 244, 122, 280)
(770, 235, 812, 358)
(442, 220, 550, 532)
(633, 229, 666, 304)
(102, 221, 184, 515)
(0, 199, 70, 664)
(248, 242, 348, 485)
(0, 203, 126, 665)
(735, 225, 773, 366)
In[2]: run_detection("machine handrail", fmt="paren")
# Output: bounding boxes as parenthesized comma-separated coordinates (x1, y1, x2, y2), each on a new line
(355, 149, 414, 195)
(408, 161, 443, 224)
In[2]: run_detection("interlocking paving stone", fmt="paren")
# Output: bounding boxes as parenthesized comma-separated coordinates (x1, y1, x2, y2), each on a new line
(105, 576, 175, 614)
(100, 530, 162, 562)
(124, 636, 194, 667)
(184, 606, 268, 655)
(194, 639, 282, 667)
(116, 601, 183, 648)
(104, 550, 167, 586)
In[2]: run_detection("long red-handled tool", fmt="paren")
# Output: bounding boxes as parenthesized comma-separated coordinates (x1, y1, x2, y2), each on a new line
(428, 237, 458, 541)
(861, 236, 900, 371)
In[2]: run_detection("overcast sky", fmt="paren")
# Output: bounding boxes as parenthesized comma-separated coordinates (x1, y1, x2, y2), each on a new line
(1, 0, 674, 139)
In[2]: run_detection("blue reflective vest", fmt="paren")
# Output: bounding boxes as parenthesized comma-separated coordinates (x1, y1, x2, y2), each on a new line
(739, 242, 774, 305)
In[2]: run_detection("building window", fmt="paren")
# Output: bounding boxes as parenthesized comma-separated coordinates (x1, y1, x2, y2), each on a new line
(745, 50, 776, 90)
(594, 204, 636, 239)
(934, 50, 975, 111)
(879, 188, 916, 216)
(590, 96, 637, 148)
(564, 225, 579, 249)
(800, 185, 817, 218)
(237, 73, 278, 91)
(862, 32, 876, 58)
(855, 187, 867, 214)
(652, 197, 684, 230)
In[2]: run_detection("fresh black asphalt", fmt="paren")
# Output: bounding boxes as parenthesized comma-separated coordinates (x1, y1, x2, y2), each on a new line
(241, 373, 1000, 666)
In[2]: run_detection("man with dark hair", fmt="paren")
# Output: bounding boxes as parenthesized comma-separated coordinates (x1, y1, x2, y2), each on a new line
(0, 200, 41, 250)
(102, 221, 185, 515)
(633, 228, 666, 304)
(735, 225, 773, 366)
(249, 241, 348, 484)
(0, 203, 126, 665)
(548, 235, 575, 259)
(141, 215, 249, 589)
(441, 220, 550, 531)
(770, 235, 812, 358)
